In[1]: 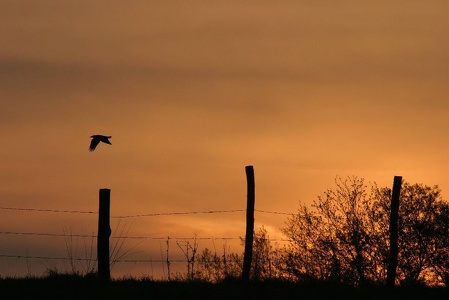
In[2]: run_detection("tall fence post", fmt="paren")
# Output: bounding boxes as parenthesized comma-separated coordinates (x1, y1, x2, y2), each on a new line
(387, 176, 402, 287)
(98, 188, 111, 281)
(242, 165, 255, 282)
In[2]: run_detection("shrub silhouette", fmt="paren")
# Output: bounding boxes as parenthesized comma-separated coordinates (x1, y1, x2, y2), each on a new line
(281, 177, 449, 286)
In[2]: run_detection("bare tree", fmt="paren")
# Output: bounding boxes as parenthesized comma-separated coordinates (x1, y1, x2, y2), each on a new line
(431, 202, 449, 286)
(282, 177, 449, 286)
(377, 183, 449, 285)
(283, 177, 384, 284)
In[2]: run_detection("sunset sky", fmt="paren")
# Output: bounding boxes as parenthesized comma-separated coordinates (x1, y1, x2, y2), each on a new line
(1, 1, 449, 278)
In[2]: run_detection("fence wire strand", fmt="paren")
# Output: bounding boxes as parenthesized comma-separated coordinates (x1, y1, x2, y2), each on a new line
(0, 206, 251, 218)
(1, 206, 293, 217)
(112, 209, 246, 219)
(0, 206, 97, 214)
(0, 231, 239, 240)
(0, 205, 293, 268)
(0, 254, 200, 264)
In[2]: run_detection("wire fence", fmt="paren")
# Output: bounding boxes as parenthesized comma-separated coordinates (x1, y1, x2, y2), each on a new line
(0, 230, 240, 240)
(0, 204, 293, 275)
(0, 206, 294, 217)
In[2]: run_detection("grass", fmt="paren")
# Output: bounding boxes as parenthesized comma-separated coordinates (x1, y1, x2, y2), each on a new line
(0, 275, 448, 300)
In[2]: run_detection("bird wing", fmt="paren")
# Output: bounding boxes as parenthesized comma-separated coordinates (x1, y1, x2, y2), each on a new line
(100, 136, 112, 145)
(89, 138, 100, 151)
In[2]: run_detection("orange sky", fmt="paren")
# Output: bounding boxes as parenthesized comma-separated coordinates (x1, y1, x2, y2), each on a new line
(1, 0, 449, 278)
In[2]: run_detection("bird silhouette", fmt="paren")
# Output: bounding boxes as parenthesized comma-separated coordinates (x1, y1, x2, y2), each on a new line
(89, 135, 112, 152)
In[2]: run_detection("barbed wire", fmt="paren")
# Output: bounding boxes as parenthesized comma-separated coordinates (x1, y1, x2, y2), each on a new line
(255, 209, 295, 216)
(111, 209, 246, 219)
(0, 254, 198, 263)
(117, 258, 242, 263)
(0, 206, 249, 218)
(0, 205, 292, 269)
(1, 206, 295, 217)
(0, 231, 95, 238)
(118, 259, 186, 263)
(0, 254, 93, 261)
(0, 231, 240, 240)
(0, 206, 97, 214)
(0, 231, 292, 245)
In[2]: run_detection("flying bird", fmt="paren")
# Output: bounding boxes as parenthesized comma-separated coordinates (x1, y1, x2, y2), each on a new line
(89, 135, 112, 152)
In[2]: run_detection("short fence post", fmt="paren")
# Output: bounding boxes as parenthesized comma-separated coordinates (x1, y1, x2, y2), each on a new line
(97, 188, 111, 281)
(387, 176, 402, 287)
(242, 165, 255, 282)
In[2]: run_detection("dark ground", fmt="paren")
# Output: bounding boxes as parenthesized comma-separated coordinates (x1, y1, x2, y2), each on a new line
(1, 276, 448, 300)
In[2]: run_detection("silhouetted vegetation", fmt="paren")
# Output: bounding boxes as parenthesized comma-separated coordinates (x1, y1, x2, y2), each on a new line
(185, 177, 449, 287)
(281, 177, 449, 286)
(2, 176, 449, 298)
(1, 275, 449, 300)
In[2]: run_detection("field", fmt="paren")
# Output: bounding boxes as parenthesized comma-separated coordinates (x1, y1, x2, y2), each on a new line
(1, 275, 448, 300)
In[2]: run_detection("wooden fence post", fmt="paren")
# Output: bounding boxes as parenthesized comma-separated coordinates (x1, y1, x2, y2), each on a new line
(242, 165, 255, 282)
(98, 188, 111, 281)
(387, 176, 402, 287)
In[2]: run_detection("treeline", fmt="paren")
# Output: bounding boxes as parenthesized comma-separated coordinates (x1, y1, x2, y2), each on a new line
(187, 177, 449, 286)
